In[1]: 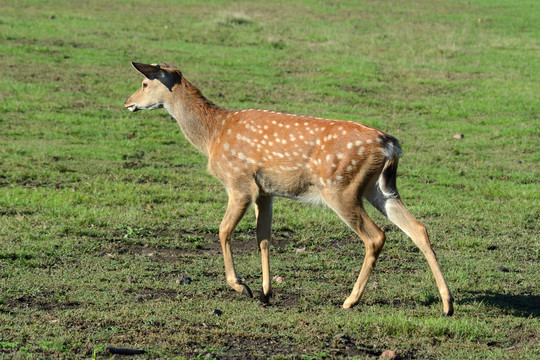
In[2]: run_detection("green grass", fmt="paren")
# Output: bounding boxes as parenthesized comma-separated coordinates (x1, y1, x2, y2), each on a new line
(0, 0, 538, 358)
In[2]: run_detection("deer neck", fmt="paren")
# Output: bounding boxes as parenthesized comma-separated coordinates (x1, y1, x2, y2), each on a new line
(164, 79, 225, 155)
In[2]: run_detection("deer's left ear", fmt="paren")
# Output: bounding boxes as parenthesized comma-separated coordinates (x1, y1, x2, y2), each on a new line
(131, 62, 179, 91)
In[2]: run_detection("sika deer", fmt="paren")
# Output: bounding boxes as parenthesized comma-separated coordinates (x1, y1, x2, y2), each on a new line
(125, 62, 454, 315)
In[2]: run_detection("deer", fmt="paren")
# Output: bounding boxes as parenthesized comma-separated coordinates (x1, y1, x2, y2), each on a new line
(125, 62, 454, 316)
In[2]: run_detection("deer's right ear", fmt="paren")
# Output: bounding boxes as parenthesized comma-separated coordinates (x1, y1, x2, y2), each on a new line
(131, 62, 162, 79)
(131, 62, 178, 91)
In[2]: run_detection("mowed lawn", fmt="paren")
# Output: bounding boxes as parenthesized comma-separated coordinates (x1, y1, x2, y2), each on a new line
(0, 0, 538, 359)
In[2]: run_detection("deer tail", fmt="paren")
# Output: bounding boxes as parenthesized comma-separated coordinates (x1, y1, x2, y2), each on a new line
(377, 135, 402, 199)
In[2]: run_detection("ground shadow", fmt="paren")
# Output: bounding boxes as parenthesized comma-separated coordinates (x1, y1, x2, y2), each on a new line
(460, 290, 539, 318)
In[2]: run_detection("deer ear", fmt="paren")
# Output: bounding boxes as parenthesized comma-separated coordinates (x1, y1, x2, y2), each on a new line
(131, 62, 162, 79)
(131, 62, 179, 91)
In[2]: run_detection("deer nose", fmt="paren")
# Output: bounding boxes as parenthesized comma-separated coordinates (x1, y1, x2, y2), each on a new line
(125, 101, 138, 112)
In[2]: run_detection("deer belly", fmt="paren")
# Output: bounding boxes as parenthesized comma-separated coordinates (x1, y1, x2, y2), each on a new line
(253, 168, 320, 202)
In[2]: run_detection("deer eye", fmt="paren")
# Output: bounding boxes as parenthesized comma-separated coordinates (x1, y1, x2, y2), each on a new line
(142, 83, 148, 88)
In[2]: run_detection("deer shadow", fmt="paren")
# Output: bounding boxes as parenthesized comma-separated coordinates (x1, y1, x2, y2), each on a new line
(459, 290, 539, 318)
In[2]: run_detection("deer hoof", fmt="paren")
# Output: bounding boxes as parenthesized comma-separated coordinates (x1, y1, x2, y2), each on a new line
(342, 298, 356, 309)
(241, 284, 253, 298)
(443, 300, 454, 316)
(259, 291, 271, 305)
(443, 308, 454, 317)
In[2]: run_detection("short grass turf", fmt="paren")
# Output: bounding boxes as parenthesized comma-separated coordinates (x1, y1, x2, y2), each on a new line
(0, 0, 538, 359)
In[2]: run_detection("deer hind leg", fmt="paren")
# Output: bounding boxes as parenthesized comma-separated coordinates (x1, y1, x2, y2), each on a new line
(323, 193, 386, 309)
(366, 187, 454, 316)
(219, 191, 253, 298)
(254, 196, 273, 304)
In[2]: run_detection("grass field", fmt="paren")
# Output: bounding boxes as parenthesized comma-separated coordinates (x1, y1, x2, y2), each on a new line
(0, 0, 539, 358)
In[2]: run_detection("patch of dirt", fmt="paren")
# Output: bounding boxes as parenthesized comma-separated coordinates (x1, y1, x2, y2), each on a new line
(340, 85, 376, 95)
(7, 294, 82, 312)
(102, 227, 298, 260)
(366, 298, 421, 308)
(125, 288, 179, 303)
(179, 332, 390, 360)
(0, 208, 36, 216)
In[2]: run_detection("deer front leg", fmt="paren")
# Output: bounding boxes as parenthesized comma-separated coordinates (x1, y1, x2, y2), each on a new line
(219, 193, 253, 298)
(255, 196, 273, 304)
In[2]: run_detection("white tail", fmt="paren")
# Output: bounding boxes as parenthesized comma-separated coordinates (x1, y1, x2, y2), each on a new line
(125, 62, 454, 315)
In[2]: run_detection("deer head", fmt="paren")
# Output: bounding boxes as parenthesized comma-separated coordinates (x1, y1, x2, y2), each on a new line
(125, 62, 182, 112)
